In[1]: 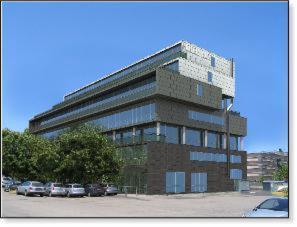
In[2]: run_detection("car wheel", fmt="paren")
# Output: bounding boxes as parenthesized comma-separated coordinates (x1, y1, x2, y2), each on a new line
(114, 193, 117, 195)
(40, 194, 44, 197)
(24, 190, 28, 196)
(88, 192, 91, 197)
(16, 189, 19, 195)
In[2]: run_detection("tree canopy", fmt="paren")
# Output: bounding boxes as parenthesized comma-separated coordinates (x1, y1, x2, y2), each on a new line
(2, 125, 123, 184)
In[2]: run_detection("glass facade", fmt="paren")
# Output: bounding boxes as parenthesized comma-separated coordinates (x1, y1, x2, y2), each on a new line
(185, 128, 203, 146)
(41, 77, 156, 126)
(164, 61, 179, 72)
(188, 110, 224, 126)
(117, 145, 148, 166)
(40, 128, 66, 139)
(89, 103, 155, 130)
(160, 123, 181, 144)
(230, 135, 238, 150)
(190, 151, 227, 162)
(65, 44, 182, 100)
(230, 169, 243, 179)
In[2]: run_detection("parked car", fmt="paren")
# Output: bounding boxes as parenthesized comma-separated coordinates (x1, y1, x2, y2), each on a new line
(101, 183, 118, 196)
(2, 176, 12, 187)
(84, 184, 105, 197)
(44, 182, 66, 197)
(4, 180, 21, 192)
(64, 184, 85, 197)
(243, 197, 288, 217)
(16, 181, 45, 197)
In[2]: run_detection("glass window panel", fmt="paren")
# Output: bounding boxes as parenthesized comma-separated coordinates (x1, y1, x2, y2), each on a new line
(207, 132, 217, 148)
(185, 128, 202, 146)
(230, 136, 238, 150)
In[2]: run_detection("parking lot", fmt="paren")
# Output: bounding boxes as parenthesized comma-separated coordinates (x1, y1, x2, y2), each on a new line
(2, 189, 273, 217)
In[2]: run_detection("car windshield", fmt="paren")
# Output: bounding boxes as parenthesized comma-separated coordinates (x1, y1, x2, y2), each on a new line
(108, 184, 116, 187)
(259, 199, 288, 212)
(53, 183, 62, 187)
(73, 184, 83, 188)
(32, 182, 43, 187)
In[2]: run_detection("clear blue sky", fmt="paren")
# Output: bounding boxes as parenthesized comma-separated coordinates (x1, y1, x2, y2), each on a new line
(2, 2, 288, 152)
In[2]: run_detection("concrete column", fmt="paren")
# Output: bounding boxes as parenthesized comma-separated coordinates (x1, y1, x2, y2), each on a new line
(223, 134, 227, 149)
(156, 122, 160, 135)
(240, 137, 244, 151)
(132, 127, 136, 136)
(182, 126, 186, 144)
(112, 131, 116, 141)
(204, 130, 208, 147)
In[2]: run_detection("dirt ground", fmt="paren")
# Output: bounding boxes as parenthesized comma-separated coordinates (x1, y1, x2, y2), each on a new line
(2, 189, 272, 218)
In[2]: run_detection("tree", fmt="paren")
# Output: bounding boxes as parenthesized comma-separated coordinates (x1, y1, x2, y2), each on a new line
(54, 124, 123, 184)
(2, 128, 59, 182)
(273, 163, 288, 181)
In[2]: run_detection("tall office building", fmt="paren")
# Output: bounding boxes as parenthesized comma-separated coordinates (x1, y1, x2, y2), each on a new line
(29, 41, 247, 194)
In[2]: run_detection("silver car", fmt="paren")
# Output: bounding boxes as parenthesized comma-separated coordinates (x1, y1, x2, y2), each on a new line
(16, 181, 45, 197)
(64, 184, 85, 197)
(44, 182, 66, 197)
(102, 183, 118, 196)
(243, 197, 288, 217)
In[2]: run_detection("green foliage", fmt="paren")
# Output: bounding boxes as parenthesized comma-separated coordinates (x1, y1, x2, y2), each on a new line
(272, 163, 288, 181)
(2, 125, 123, 184)
(258, 176, 264, 183)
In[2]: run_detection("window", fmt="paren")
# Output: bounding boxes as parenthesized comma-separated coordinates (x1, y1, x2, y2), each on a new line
(186, 128, 203, 146)
(230, 136, 238, 150)
(41, 77, 156, 126)
(208, 72, 213, 83)
(211, 56, 216, 67)
(164, 61, 179, 72)
(188, 110, 224, 126)
(207, 132, 218, 148)
(160, 124, 181, 144)
(197, 84, 203, 96)
(190, 151, 227, 163)
(166, 172, 185, 193)
(191, 172, 207, 192)
(230, 169, 242, 179)
(230, 155, 241, 163)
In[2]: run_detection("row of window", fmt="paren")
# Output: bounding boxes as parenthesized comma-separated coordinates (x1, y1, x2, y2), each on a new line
(89, 103, 156, 130)
(188, 110, 224, 126)
(190, 152, 242, 163)
(65, 44, 182, 100)
(41, 119, 239, 151)
(41, 78, 156, 126)
(190, 152, 227, 162)
(166, 169, 242, 193)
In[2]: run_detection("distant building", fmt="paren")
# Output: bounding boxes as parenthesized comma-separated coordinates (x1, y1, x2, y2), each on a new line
(247, 151, 288, 182)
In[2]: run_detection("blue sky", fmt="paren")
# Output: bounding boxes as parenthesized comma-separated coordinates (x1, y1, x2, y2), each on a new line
(2, 2, 288, 152)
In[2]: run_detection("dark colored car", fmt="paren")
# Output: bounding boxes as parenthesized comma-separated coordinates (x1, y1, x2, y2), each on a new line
(84, 184, 105, 197)
(4, 180, 21, 192)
